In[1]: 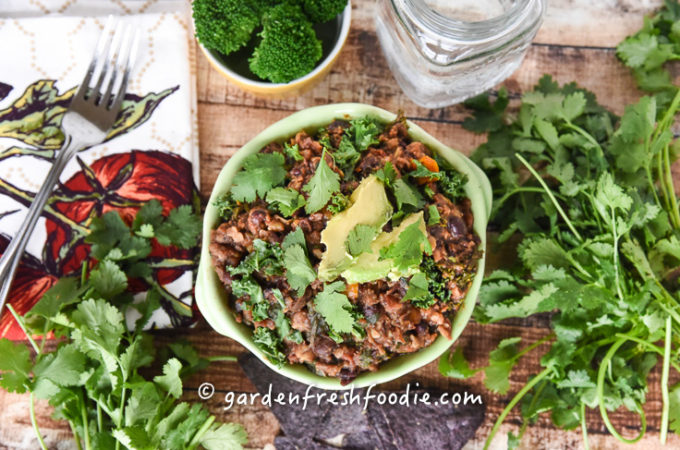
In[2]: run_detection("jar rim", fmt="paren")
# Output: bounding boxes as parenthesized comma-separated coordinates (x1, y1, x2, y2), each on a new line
(393, 0, 546, 44)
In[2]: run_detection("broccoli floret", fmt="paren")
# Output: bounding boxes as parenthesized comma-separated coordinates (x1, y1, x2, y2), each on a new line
(249, 4, 323, 83)
(302, 0, 347, 23)
(192, 0, 260, 55)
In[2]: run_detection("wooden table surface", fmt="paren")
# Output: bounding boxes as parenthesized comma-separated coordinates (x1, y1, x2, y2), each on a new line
(2, 1, 680, 449)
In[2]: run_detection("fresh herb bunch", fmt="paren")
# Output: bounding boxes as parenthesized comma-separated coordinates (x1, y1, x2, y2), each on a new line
(192, 0, 347, 83)
(440, 3, 680, 448)
(0, 201, 247, 450)
(617, 0, 680, 110)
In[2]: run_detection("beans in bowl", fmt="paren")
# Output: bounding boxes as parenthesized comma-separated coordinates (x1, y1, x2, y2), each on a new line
(209, 116, 481, 384)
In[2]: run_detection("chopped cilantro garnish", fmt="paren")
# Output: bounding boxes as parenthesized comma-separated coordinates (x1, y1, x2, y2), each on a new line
(303, 149, 340, 213)
(392, 178, 425, 210)
(375, 161, 397, 186)
(231, 152, 287, 202)
(281, 228, 316, 296)
(402, 272, 436, 308)
(333, 135, 362, 174)
(314, 281, 358, 337)
(283, 244, 316, 296)
(266, 187, 306, 217)
(427, 205, 441, 225)
(379, 221, 432, 270)
(346, 224, 379, 256)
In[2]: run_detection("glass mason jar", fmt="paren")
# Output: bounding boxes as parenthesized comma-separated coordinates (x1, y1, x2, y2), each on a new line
(376, 0, 547, 108)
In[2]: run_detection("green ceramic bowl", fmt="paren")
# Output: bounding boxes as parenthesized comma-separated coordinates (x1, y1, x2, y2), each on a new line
(195, 103, 492, 389)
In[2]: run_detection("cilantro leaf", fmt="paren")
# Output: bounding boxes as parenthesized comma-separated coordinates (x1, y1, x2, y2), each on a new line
(303, 150, 340, 213)
(266, 187, 306, 217)
(314, 281, 357, 335)
(462, 87, 509, 133)
(333, 135, 362, 173)
(124, 382, 161, 427)
(0, 339, 32, 393)
(379, 220, 432, 270)
(375, 161, 397, 186)
(402, 272, 436, 308)
(670, 383, 680, 434)
(200, 423, 249, 450)
(484, 337, 522, 394)
(155, 204, 201, 249)
(230, 152, 287, 202)
(154, 358, 183, 399)
(282, 227, 306, 250)
(29, 277, 84, 319)
(392, 178, 424, 210)
(283, 244, 316, 296)
(133, 199, 164, 230)
(439, 346, 479, 379)
(32, 344, 87, 387)
(427, 205, 441, 225)
(346, 224, 378, 256)
(90, 260, 128, 298)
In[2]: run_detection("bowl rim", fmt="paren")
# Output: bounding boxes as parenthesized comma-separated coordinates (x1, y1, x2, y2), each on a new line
(195, 103, 492, 390)
(197, 2, 352, 89)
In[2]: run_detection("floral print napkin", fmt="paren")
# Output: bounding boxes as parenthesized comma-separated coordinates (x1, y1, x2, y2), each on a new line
(0, 0, 200, 338)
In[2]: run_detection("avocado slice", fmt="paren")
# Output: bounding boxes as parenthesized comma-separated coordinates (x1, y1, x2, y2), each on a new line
(317, 175, 393, 281)
(341, 211, 427, 284)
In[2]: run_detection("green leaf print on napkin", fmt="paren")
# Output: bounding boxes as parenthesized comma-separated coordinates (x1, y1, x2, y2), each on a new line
(0, 80, 177, 150)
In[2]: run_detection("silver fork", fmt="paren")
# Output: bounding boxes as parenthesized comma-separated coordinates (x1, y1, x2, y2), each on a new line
(0, 18, 139, 315)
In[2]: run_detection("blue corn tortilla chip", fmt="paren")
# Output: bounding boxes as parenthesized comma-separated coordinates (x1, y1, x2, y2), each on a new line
(239, 354, 485, 449)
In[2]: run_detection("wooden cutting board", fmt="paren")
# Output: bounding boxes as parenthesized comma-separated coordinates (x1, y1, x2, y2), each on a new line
(2, 0, 680, 449)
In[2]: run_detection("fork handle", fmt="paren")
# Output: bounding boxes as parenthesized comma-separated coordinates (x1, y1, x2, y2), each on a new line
(0, 135, 84, 317)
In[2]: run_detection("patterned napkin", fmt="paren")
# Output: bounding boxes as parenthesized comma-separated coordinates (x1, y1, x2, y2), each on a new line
(0, 0, 200, 338)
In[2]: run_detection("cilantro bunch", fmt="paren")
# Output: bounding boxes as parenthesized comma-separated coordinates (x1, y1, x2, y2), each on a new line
(0, 202, 247, 450)
(440, 3, 680, 447)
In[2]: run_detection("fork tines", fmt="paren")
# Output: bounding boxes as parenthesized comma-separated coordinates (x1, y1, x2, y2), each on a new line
(75, 16, 139, 113)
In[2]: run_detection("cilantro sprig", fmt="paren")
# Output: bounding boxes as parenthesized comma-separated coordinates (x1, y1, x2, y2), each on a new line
(444, 6, 680, 446)
(0, 204, 247, 450)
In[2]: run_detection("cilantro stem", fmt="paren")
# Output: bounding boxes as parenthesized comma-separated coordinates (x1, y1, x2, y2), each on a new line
(81, 398, 92, 450)
(662, 142, 680, 228)
(580, 402, 590, 450)
(491, 187, 565, 216)
(514, 333, 554, 360)
(597, 337, 647, 444)
(69, 420, 83, 450)
(187, 415, 216, 449)
(30, 392, 48, 450)
(563, 122, 605, 160)
(610, 207, 625, 302)
(483, 367, 551, 450)
(660, 316, 672, 445)
(613, 333, 680, 372)
(515, 154, 583, 242)
(97, 403, 103, 434)
(7, 304, 39, 353)
(516, 379, 547, 444)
